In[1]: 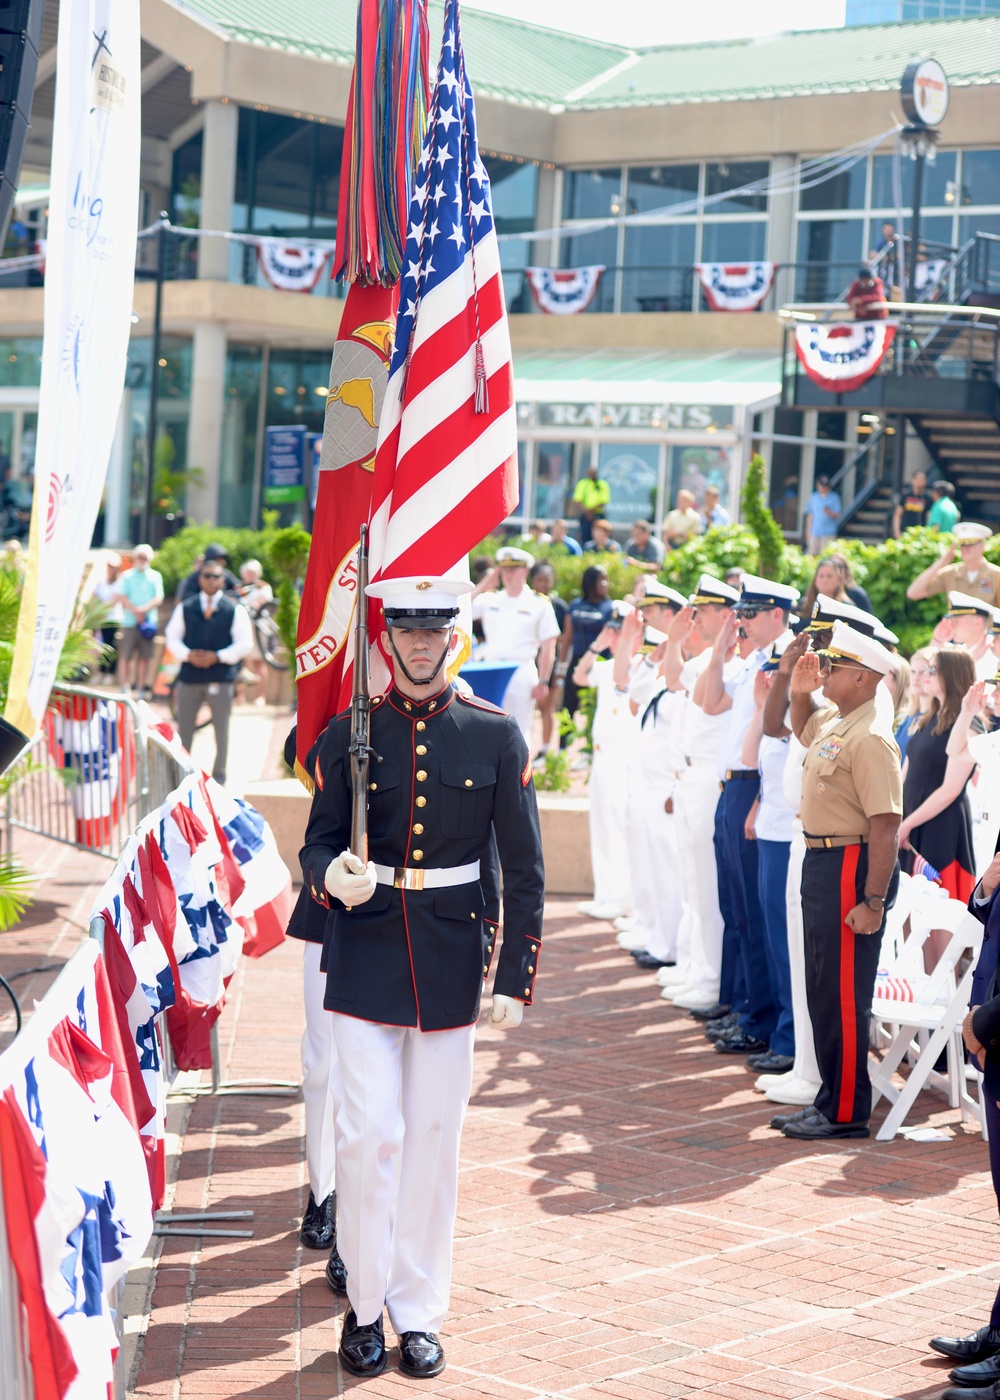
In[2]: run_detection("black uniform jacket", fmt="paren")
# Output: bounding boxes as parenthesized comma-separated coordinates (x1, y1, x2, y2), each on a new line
(970, 884, 1000, 1098)
(300, 681, 545, 1031)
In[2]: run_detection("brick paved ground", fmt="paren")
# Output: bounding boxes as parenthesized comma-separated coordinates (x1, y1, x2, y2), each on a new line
(128, 899, 1000, 1400)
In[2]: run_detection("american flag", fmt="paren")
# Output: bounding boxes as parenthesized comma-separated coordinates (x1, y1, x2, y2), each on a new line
(912, 852, 942, 884)
(366, 0, 518, 590)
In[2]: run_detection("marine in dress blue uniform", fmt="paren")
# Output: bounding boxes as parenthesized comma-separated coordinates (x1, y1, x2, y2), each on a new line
(300, 576, 544, 1380)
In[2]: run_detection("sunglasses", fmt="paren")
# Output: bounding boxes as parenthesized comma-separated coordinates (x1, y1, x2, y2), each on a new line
(819, 656, 859, 673)
(737, 606, 769, 621)
(200, 571, 224, 580)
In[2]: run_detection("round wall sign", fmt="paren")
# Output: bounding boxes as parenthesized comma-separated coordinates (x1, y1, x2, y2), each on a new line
(901, 58, 950, 127)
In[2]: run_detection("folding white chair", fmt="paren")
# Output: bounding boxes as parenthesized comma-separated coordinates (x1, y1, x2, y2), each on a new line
(868, 884, 984, 1142)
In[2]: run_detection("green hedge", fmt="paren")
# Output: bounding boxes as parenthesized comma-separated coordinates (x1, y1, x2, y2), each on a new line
(154, 521, 976, 661)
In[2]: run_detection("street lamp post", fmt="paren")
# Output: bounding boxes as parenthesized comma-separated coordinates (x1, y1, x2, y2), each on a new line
(140, 212, 168, 543)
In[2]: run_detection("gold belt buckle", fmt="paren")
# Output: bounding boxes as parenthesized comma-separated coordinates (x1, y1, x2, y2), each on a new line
(393, 867, 425, 891)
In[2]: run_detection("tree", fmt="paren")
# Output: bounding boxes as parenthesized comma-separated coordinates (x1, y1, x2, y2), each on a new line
(741, 452, 785, 580)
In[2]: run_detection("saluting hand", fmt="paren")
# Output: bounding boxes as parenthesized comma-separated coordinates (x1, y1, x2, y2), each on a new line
(752, 669, 772, 709)
(714, 611, 740, 656)
(667, 605, 696, 645)
(962, 680, 988, 718)
(778, 631, 811, 676)
(790, 652, 822, 695)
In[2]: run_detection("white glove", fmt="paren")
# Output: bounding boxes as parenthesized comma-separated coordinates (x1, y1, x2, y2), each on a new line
(488, 994, 524, 1029)
(324, 850, 377, 906)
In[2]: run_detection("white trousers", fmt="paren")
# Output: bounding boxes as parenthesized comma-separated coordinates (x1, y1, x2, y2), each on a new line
(589, 749, 632, 912)
(629, 784, 683, 963)
(673, 768, 724, 997)
(331, 1014, 476, 1334)
(501, 662, 538, 748)
(302, 942, 339, 1201)
(785, 829, 820, 1087)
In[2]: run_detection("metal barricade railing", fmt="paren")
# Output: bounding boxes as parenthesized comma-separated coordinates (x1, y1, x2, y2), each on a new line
(3, 683, 151, 862)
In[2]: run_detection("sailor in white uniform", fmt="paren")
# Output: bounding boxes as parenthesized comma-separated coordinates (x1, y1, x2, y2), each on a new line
(471, 547, 560, 749)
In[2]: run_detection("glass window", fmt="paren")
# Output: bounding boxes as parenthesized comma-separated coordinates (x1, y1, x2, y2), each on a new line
(598, 442, 660, 528)
(532, 441, 588, 520)
(621, 223, 695, 312)
(0, 339, 43, 387)
(962, 150, 1000, 209)
(796, 219, 864, 299)
(700, 221, 767, 262)
(251, 115, 315, 231)
(799, 160, 867, 212)
(219, 346, 264, 528)
(871, 149, 956, 210)
(561, 229, 618, 311)
(705, 160, 769, 214)
(766, 408, 806, 533)
(563, 168, 622, 220)
(311, 123, 344, 233)
(668, 445, 732, 515)
(263, 348, 330, 525)
(485, 157, 538, 306)
(626, 164, 699, 213)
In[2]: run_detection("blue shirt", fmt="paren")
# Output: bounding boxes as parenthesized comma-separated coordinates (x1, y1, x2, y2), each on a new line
(551, 536, 582, 556)
(805, 490, 841, 537)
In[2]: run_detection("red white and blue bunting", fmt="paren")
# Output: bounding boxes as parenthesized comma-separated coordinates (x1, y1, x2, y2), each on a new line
(696, 262, 776, 312)
(257, 240, 329, 293)
(795, 322, 897, 393)
(525, 265, 605, 315)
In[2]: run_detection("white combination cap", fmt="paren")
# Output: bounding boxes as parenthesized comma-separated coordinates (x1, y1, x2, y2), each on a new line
(689, 574, 742, 607)
(637, 579, 687, 609)
(366, 575, 472, 627)
(817, 620, 896, 676)
(810, 593, 899, 646)
(495, 546, 535, 568)
(947, 590, 994, 619)
(736, 574, 800, 611)
(954, 522, 993, 542)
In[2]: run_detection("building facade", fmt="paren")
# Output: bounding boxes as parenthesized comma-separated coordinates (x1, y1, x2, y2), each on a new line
(1, 4, 999, 544)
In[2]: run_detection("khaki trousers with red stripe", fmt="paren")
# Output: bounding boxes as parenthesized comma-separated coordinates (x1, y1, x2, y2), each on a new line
(801, 845, 899, 1125)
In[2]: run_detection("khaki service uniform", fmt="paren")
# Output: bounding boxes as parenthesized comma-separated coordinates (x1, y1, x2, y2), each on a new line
(933, 559, 1000, 608)
(800, 698, 903, 1126)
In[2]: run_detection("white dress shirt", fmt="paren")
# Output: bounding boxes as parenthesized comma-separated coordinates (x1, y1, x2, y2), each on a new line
(165, 592, 254, 666)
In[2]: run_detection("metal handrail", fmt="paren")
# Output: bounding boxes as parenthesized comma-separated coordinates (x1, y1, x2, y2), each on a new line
(826, 423, 888, 499)
(779, 300, 1000, 322)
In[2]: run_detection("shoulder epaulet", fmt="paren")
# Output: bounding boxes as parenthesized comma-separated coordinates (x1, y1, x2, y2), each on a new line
(457, 691, 505, 714)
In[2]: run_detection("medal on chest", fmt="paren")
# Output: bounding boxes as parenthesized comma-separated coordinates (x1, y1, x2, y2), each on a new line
(816, 736, 844, 762)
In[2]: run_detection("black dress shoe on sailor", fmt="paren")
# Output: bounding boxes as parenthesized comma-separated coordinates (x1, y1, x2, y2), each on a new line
(299, 1189, 336, 1249)
(633, 952, 673, 969)
(690, 1002, 731, 1022)
(704, 1015, 740, 1041)
(941, 1384, 1000, 1400)
(782, 1109, 869, 1140)
(325, 1243, 347, 1295)
(950, 1355, 1000, 1387)
(338, 1308, 387, 1377)
(398, 1331, 446, 1378)
(715, 1031, 769, 1055)
(769, 1104, 821, 1131)
(747, 1051, 795, 1073)
(932, 1327, 1000, 1362)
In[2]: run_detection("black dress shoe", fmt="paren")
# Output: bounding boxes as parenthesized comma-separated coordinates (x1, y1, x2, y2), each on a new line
(398, 1331, 446, 1378)
(769, 1104, 820, 1131)
(704, 1016, 740, 1042)
(951, 1355, 1000, 1387)
(715, 1031, 769, 1055)
(932, 1327, 1000, 1362)
(782, 1109, 869, 1140)
(690, 1002, 731, 1022)
(338, 1308, 387, 1377)
(325, 1243, 347, 1295)
(941, 1384, 1000, 1400)
(633, 952, 673, 969)
(747, 1051, 795, 1073)
(299, 1189, 336, 1249)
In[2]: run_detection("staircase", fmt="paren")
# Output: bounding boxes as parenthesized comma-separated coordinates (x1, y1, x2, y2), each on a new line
(911, 415, 1000, 520)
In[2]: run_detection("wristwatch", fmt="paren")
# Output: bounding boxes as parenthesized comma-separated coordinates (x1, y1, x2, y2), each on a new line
(862, 894, 886, 912)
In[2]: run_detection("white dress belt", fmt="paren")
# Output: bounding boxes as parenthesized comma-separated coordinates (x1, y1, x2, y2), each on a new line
(373, 860, 481, 891)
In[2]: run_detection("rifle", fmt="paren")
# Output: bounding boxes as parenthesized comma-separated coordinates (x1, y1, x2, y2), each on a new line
(349, 524, 373, 862)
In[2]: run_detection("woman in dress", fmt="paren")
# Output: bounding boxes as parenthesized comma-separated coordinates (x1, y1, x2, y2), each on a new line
(899, 646, 979, 904)
(894, 648, 935, 762)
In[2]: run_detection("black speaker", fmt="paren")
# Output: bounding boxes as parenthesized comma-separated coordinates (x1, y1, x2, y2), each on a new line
(0, 0, 44, 251)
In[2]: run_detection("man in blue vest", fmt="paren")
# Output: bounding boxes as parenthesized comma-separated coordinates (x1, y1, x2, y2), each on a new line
(163, 559, 253, 783)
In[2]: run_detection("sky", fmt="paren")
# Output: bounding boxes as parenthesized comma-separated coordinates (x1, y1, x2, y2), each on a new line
(464, 0, 848, 48)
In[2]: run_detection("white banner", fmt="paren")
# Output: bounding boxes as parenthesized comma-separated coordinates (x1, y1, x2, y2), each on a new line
(915, 258, 947, 294)
(697, 261, 776, 312)
(5, 0, 141, 738)
(525, 265, 604, 314)
(795, 322, 897, 393)
(257, 240, 329, 292)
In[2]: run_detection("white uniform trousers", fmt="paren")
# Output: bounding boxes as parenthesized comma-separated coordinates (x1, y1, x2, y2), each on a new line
(635, 784, 684, 964)
(589, 749, 633, 913)
(331, 1014, 476, 1334)
(500, 661, 538, 747)
(785, 827, 821, 1087)
(624, 787, 658, 950)
(302, 942, 339, 1201)
(673, 766, 724, 998)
